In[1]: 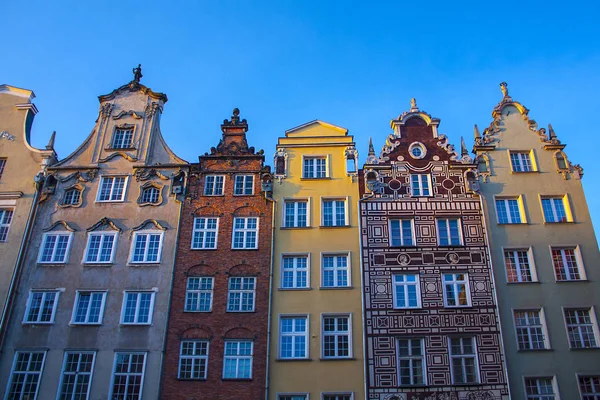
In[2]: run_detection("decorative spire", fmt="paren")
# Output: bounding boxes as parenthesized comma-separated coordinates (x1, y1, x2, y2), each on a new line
(368, 137, 375, 156)
(500, 82, 509, 99)
(132, 64, 143, 83)
(221, 108, 248, 130)
(46, 131, 56, 150)
(548, 124, 557, 140)
(410, 98, 419, 112)
(461, 136, 468, 156)
(473, 124, 481, 140)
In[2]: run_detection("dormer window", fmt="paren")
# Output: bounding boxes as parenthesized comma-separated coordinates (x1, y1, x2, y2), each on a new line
(141, 186, 160, 204)
(62, 187, 82, 207)
(111, 128, 133, 149)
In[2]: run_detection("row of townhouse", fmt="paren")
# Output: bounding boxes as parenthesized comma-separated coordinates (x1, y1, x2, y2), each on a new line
(0, 70, 597, 400)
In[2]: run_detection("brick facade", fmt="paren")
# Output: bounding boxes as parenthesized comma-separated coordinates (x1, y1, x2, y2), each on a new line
(161, 109, 273, 400)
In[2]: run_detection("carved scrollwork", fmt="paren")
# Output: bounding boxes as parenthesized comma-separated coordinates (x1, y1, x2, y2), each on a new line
(99, 102, 114, 120)
(87, 217, 122, 232)
(0, 131, 15, 141)
(134, 168, 170, 182)
(43, 220, 76, 232)
(132, 219, 168, 232)
(436, 134, 459, 160)
(59, 169, 98, 183)
(112, 110, 143, 120)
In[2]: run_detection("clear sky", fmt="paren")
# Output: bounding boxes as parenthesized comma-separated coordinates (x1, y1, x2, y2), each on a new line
(2, 1, 599, 235)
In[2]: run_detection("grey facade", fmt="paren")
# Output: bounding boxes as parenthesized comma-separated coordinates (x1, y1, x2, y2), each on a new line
(0, 71, 188, 400)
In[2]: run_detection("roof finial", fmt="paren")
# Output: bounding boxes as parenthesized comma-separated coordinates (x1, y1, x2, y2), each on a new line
(461, 136, 468, 156)
(500, 82, 509, 98)
(474, 124, 481, 140)
(46, 131, 56, 150)
(132, 64, 143, 83)
(368, 137, 375, 156)
(548, 124, 557, 140)
(231, 108, 240, 124)
(410, 98, 418, 112)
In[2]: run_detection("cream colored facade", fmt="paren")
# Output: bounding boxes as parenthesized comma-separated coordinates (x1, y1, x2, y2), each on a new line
(474, 84, 600, 399)
(269, 121, 364, 400)
(0, 85, 56, 341)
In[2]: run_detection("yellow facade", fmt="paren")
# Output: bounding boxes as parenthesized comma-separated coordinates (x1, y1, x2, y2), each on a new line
(269, 121, 364, 400)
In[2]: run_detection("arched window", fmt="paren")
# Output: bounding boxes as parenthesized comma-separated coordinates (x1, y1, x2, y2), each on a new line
(555, 151, 568, 170)
(141, 186, 160, 204)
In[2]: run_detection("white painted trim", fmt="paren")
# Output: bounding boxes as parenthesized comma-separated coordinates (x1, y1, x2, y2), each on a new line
(190, 217, 219, 249)
(95, 175, 130, 203)
(278, 314, 310, 359)
(320, 313, 353, 359)
(23, 290, 60, 324)
(221, 340, 254, 379)
(320, 251, 351, 288)
(280, 253, 311, 289)
(233, 174, 255, 196)
(55, 351, 96, 400)
(184, 276, 215, 312)
(37, 231, 73, 264)
(70, 291, 107, 325)
(5, 351, 46, 400)
(119, 291, 156, 325)
(231, 216, 259, 249)
(395, 337, 427, 386)
(129, 230, 165, 264)
(83, 232, 118, 264)
(391, 273, 422, 309)
(108, 352, 147, 400)
(202, 174, 226, 196)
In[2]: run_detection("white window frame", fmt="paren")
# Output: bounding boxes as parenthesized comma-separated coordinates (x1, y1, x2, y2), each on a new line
(279, 315, 309, 359)
(541, 195, 571, 223)
(108, 352, 147, 400)
(495, 197, 525, 224)
(56, 351, 96, 400)
(389, 219, 415, 247)
(71, 291, 107, 325)
(234, 175, 254, 196)
(436, 218, 463, 246)
(448, 337, 479, 384)
(178, 340, 209, 380)
(226, 277, 256, 312)
(321, 253, 351, 288)
(551, 246, 586, 281)
(513, 309, 550, 350)
(222, 340, 253, 379)
(578, 375, 600, 399)
(563, 307, 600, 349)
(322, 393, 353, 400)
(321, 197, 348, 227)
(278, 394, 309, 400)
(410, 174, 432, 197)
(191, 217, 219, 249)
(0, 208, 14, 242)
(96, 176, 128, 202)
(140, 186, 160, 204)
(129, 230, 164, 264)
(23, 290, 60, 324)
(120, 291, 156, 325)
(281, 254, 310, 289)
(321, 314, 352, 359)
(283, 198, 310, 228)
(37, 232, 73, 264)
(0, 158, 6, 180)
(510, 151, 535, 172)
(523, 376, 558, 400)
(111, 127, 134, 149)
(203, 175, 225, 196)
(62, 188, 82, 206)
(83, 232, 117, 264)
(303, 155, 328, 178)
(184, 276, 214, 312)
(231, 217, 259, 249)
(443, 273, 471, 307)
(5, 351, 46, 400)
(392, 274, 421, 309)
(396, 338, 426, 386)
(503, 247, 537, 283)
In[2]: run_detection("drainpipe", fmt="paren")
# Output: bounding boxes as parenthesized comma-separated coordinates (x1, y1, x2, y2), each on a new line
(264, 191, 276, 400)
(0, 181, 41, 351)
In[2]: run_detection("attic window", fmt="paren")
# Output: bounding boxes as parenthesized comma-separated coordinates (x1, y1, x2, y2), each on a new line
(276, 156, 285, 175)
(111, 128, 133, 149)
(138, 183, 162, 206)
(62, 188, 82, 206)
(555, 152, 568, 170)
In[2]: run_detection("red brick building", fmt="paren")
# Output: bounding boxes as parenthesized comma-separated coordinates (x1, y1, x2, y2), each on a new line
(161, 109, 273, 399)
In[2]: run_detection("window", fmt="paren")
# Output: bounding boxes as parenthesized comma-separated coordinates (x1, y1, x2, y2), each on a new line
(322, 315, 351, 358)
(84, 232, 117, 263)
(410, 174, 431, 196)
(178, 341, 208, 380)
(62, 188, 82, 206)
(324, 395, 352, 400)
(514, 310, 548, 350)
(121, 292, 155, 324)
(281, 255, 309, 289)
(234, 175, 254, 195)
(227, 277, 256, 312)
(496, 198, 523, 224)
(564, 308, 598, 348)
(112, 128, 133, 149)
(510, 151, 534, 172)
(191, 217, 218, 249)
(97, 176, 127, 202)
(280, 316, 308, 359)
(322, 199, 347, 227)
(437, 219, 462, 246)
(397, 338, 425, 385)
(524, 377, 556, 400)
(279, 395, 307, 400)
(203, 175, 224, 196)
(109, 352, 146, 400)
(449, 337, 478, 384)
(443, 273, 470, 307)
(185, 277, 213, 312)
(24, 290, 59, 323)
(393, 275, 421, 309)
(303, 156, 327, 178)
(6, 351, 46, 400)
(140, 186, 160, 204)
(579, 376, 600, 399)
(232, 217, 258, 249)
(390, 219, 414, 246)
(223, 341, 253, 379)
(541, 196, 570, 223)
(552, 247, 584, 281)
(71, 291, 107, 324)
(322, 254, 349, 288)
(57, 351, 95, 400)
(38, 233, 72, 263)
(284, 200, 308, 228)
(504, 249, 535, 283)
(0, 159, 6, 180)
(130, 231, 163, 263)
(0, 208, 13, 242)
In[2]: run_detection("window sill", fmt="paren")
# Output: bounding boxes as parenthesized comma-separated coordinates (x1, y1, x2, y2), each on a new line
(497, 222, 528, 226)
(510, 170, 539, 174)
(177, 378, 207, 381)
(319, 286, 354, 290)
(184, 310, 212, 313)
(276, 358, 312, 362)
(106, 146, 136, 151)
(231, 248, 259, 251)
(202, 194, 224, 197)
(233, 194, 255, 197)
(319, 357, 355, 361)
(437, 244, 465, 248)
(517, 348, 553, 352)
(221, 378, 253, 381)
(300, 177, 330, 181)
(280, 226, 312, 230)
(69, 323, 102, 327)
(22, 322, 54, 326)
(190, 248, 218, 251)
(544, 221, 574, 224)
(507, 281, 540, 285)
(120, 323, 152, 327)
(278, 287, 312, 291)
(226, 310, 256, 313)
(84, 263, 113, 267)
(319, 225, 351, 229)
(443, 305, 472, 308)
(37, 263, 66, 267)
(95, 200, 125, 204)
(569, 347, 600, 351)
(555, 279, 589, 283)
(128, 263, 160, 267)
(389, 245, 418, 249)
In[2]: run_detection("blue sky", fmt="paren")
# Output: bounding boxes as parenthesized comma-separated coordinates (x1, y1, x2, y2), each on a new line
(2, 1, 599, 234)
